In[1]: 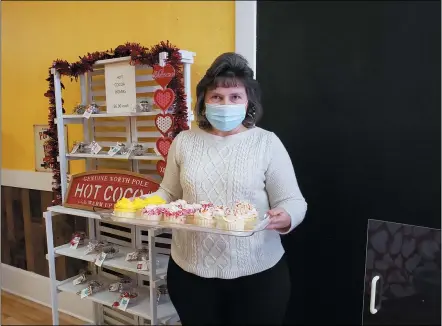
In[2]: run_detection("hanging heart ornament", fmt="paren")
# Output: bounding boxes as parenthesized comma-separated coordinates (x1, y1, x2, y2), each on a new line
(153, 64, 176, 89)
(155, 113, 174, 136)
(156, 160, 167, 177)
(156, 137, 173, 158)
(154, 89, 175, 111)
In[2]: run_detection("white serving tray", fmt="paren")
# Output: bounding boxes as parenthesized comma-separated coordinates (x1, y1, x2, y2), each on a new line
(98, 211, 270, 237)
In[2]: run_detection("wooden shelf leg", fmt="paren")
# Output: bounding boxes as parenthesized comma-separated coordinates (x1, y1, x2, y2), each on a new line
(44, 211, 60, 325)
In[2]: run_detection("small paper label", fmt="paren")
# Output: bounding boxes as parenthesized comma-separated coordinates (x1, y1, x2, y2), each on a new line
(89, 141, 102, 155)
(108, 145, 121, 157)
(126, 252, 138, 261)
(83, 108, 92, 119)
(108, 283, 120, 292)
(71, 143, 80, 154)
(80, 287, 91, 299)
(137, 260, 148, 271)
(118, 297, 130, 311)
(70, 236, 80, 249)
(73, 275, 85, 285)
(153, 147, 161, 156)
(95, 252, 107, 267)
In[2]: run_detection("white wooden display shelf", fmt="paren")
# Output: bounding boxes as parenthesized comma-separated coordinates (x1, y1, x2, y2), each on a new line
(66, 153, 163, 161)
(48, 49, 195, 325)
(52, 241, 169, 278)
(58, 274, 177, 324)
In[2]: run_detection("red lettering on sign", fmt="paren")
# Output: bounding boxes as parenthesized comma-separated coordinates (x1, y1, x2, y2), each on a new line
(64, 170, 159, 211)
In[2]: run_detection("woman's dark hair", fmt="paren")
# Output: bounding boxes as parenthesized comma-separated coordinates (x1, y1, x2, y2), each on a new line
(195, 52, 263, 130)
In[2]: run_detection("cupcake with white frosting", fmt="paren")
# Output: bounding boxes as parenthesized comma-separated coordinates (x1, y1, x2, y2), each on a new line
(194, 206, 215, 227)
(234, 201, 259, 228)
(217, 208, 245, 231)
(140, 206, 163, 223)
(163, 205, 186, 224)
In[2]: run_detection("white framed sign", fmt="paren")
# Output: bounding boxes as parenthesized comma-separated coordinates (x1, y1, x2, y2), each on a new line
(104, 60, 137, 113)
(34, 125, 68, 173)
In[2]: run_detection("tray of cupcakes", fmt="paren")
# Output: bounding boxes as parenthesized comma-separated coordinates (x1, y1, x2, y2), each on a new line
(98, 196, 270, 237)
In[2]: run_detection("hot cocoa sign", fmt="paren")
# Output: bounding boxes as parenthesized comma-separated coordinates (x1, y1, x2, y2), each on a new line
(64, 170, 159, 211)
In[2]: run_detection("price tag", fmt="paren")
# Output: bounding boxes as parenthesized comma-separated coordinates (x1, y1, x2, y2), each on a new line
(80, 287, 91, 299)
(137, 260, 148, 271)
(126, 252, 138, 261)
(83, 107, 92, 119)
(118, 297, 130, 311)
(95, 252, 107, 267)
(70, 236, 80, 249)
(153, 147, 161, 156)
(72, 274, 85, 285)
(108, 145, 121, 157)
(71, 143, 80, 154)
(89, 141, 102, 155)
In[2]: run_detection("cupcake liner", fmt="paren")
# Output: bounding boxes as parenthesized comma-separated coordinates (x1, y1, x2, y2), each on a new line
(195, 218, 215, 227)
(142, 214, 162, 222)
(164, 215, 186, 224)
(113, 211, 136, 218)
(217, 219, 245, 231)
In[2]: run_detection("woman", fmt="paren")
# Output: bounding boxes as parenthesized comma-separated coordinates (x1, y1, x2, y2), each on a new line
(153, 52, 307, 325)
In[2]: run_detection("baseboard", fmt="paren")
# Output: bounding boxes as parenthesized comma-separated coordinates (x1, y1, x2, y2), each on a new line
(1, 263, 94, 323)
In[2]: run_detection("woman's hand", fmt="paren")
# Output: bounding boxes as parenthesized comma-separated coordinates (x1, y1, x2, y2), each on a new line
(266, 207, 291, 233)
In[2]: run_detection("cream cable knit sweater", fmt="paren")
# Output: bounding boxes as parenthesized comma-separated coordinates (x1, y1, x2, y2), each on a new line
(152, 127, 307, 279)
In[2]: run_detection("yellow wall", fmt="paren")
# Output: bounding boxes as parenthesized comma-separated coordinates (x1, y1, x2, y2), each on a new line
(1, 1, 234, 173)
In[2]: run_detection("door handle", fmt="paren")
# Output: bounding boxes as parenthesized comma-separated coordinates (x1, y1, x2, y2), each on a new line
(369, 275, 383, 314)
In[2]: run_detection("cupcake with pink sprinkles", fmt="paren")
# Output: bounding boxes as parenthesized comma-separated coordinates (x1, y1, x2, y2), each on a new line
(163, 205, 186, 224)
(141, 206, 163, 223)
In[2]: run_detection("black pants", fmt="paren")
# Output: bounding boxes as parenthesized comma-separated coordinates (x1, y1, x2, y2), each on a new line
(167, 256, 291, 325)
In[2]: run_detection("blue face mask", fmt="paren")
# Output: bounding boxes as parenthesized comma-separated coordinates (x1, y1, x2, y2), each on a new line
(205, 103, 247, 132)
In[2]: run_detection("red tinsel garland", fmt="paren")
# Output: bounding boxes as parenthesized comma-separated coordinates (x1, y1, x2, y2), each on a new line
(44, 41, 188, 205)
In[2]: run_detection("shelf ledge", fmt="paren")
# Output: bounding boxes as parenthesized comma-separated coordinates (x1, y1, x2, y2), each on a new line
(58, 274, 177, 323)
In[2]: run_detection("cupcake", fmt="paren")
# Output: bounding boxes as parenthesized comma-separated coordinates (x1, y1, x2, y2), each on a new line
(133, 197, 149, 217)
(182, 204, 196, 216)
(113, 198, 137, 218)
(234, 201, 258, 227)
(163, 206, 186, 224)
(217, 208, 245, 231)
(144, 195, 167, 206)
(140, 206, 163, 223)
(181, 204, 197, 223)
(212, 206, 227, 218)
(194, 207, 215, 227)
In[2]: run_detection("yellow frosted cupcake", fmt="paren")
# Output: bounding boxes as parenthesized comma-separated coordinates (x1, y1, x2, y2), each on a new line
(114, 198, 137, 218)
(143, 195, 167, 206)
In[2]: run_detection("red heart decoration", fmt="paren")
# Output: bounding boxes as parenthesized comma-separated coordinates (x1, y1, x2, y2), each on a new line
(156, 137, 172, 158)
(153, 64, 176, 89)
(156, 160, 167, 177)
(154, 88, 175, 111)
(155, 113, 174, 136)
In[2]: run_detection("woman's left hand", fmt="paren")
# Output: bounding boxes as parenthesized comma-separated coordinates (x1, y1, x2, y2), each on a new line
(266, 207, 291, 232)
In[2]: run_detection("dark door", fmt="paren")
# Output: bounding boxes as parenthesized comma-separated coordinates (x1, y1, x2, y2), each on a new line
(257, 1, 441, 324)
(363, 220, 441, 325)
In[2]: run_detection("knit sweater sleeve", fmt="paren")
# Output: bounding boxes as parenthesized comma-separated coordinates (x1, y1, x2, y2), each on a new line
(265, 133, 307, 234)
(143, 133, 183, 203)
